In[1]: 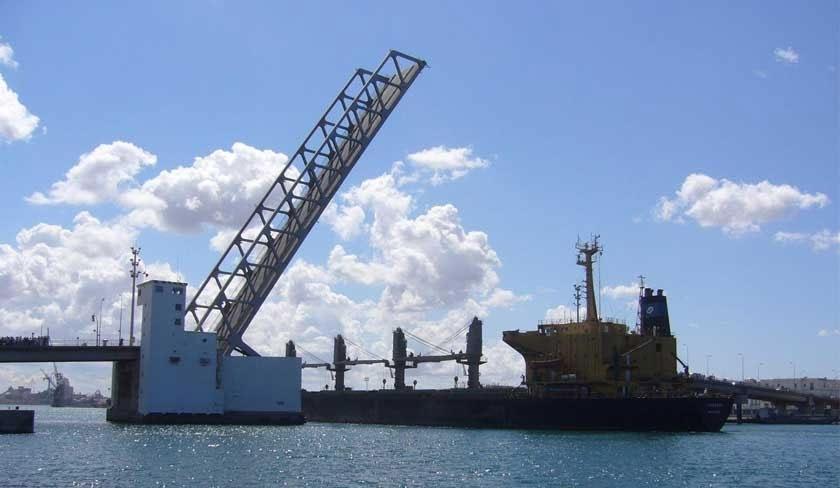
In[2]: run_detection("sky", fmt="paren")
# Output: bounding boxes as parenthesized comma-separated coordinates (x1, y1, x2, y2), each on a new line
(0, 1, 837, 395)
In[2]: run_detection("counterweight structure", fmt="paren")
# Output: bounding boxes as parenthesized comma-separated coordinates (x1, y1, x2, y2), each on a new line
(186, 51, 426, 356)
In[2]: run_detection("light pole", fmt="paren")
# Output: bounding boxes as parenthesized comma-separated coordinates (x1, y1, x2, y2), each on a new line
(705, 354, 712, 377)
(757, 362, 764, 382)
(789, 361, 796, 388)
(118, 295, 124, 345)
(97, 297, 104, 346)
(738, 352, 744, 382)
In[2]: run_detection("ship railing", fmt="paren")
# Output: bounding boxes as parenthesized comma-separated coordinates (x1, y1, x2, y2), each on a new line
(538, 317, 628, 327)
(537, 318, 578, 326)
(38, 337, 129, 347)
(601, 317, 628, 325)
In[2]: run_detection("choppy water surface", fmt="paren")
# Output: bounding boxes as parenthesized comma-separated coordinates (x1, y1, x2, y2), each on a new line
(0, 406, 837, 487)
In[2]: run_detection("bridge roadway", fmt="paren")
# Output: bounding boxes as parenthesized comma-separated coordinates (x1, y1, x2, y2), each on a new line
(0, 345, 140, 363)
(691, 378, 839, 408)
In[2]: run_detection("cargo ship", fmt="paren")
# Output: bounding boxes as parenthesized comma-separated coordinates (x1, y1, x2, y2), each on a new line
(301, 237, 732, 432)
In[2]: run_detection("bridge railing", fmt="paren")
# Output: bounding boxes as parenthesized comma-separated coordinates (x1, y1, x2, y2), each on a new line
(0, 337, 131, 348)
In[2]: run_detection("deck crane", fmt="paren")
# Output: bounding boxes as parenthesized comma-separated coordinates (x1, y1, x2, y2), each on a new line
(185, 51, 426, 356)
(392, 317, 485, 390)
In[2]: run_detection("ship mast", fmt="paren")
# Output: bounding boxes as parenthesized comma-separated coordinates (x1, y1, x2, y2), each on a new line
(576, 236, 601, 323)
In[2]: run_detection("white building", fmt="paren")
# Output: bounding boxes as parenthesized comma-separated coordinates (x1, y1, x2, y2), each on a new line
(136, 280, 302, 421)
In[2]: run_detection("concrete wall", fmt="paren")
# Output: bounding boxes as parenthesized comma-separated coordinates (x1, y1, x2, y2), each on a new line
(137, 280, 222, 415)
(135, 279, 302, 417)
(222, 356, 302, 413)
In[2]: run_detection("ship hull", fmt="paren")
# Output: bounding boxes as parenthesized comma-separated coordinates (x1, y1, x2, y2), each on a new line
(303, 389, 732, 432)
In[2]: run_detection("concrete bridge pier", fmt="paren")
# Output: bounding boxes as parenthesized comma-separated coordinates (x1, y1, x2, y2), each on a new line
(105, 360, 140, 422)
(735, 393, 747, 423)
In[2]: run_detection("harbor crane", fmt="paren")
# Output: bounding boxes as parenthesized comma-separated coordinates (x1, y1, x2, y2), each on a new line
(184, 51, 426, 356)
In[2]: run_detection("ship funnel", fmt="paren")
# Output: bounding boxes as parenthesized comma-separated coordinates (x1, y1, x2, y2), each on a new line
(639, 288, 671, 337)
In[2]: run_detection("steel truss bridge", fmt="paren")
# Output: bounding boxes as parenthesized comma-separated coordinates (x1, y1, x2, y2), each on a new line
(185, 50, 426, 356)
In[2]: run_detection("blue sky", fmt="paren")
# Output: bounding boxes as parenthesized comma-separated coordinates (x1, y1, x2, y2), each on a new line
(0, 2, 837, 392)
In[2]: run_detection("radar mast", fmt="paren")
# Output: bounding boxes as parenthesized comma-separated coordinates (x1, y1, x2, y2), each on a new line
(576, 236, 601, 322)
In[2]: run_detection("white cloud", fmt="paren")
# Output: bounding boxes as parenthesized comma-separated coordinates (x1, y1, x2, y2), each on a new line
(544, 304, 584, 321)
(27, 141, 156, 205)
(33, 141, 294, 234)
(325, 170, 505, 312)
(0, 211, 181, 340)
(817, 329, 840, 337)
(0, 39, 18, 69)
(481, 288, 531, 309)
(241, 154, 526, 389)
(774, 47, 799, 64)
(753, 69, 768, 79)
(122, 142, 292, 233)
(322, 203, 366, 240)
(774, 229, 840, 252)
(406, 146, 489, 184)
(0, 73, 39, 142)
(7, 142, 527, 392)
(655, 173, 829, 234)
(602, 283, 640, 300)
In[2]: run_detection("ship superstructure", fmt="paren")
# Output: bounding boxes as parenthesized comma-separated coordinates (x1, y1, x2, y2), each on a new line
(503, 237, 684, 398)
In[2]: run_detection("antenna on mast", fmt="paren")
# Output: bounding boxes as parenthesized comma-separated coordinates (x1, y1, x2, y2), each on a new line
(636, 274, 646, 332)
(573, 283, 583, 323)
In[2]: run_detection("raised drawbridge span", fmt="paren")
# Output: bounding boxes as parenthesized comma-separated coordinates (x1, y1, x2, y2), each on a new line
(185, 51, 426, 356)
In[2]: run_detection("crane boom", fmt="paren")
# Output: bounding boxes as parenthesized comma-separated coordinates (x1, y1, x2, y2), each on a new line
(186, 50, 426, 355)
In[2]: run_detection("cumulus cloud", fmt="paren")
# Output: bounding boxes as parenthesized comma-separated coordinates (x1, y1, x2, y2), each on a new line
(481, 288, 531, 309)
(322, 203, 366, 240)
(544, 304, 584, 321)
(30, 141, 292, 235)
(8, 141, 527, 391)
(774, 229, 840, 252)
(774, 46, 799, 64)
(406, 146, 489, 184)
(27, 141, 156, 205)
(122, 142, 291, 233)
(817, 329, 840, 337)
(242, 151, 526, 389)
(325, 171, 505, 312)
(655, 173, 829, 234)
(0, 39, 17, 69)
(0, 73, 39, 142)
(0, 211, 184, 340)
(602, 283, 640, 300)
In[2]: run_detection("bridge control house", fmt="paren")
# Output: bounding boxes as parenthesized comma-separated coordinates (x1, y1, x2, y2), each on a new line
(107, 280, 304, 425)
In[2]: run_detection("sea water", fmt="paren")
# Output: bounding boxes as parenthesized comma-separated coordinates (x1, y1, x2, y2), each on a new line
(0, 406, 837, 487)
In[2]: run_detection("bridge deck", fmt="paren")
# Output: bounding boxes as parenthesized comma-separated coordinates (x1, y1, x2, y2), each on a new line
(691, 378, 839, 407)
(0, 346, 140, 363)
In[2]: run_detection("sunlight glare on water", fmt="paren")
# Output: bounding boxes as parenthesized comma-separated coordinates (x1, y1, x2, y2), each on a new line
(0, 406, 837, 487)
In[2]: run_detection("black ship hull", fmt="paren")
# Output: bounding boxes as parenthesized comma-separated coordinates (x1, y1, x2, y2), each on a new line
(303, 389, 732, 432)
